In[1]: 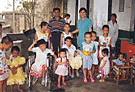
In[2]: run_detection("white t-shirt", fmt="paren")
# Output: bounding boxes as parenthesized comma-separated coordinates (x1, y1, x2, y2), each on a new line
(62, 44, 76, 59)
(36, 31, 48, 42)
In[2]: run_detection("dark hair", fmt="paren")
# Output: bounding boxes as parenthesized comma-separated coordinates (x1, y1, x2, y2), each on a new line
(0, 24, 2, 28)
(102, 25, 109, 30)
(91, 31, 96, 35)
(53, 8, 60, 12)
(117, 52, 123, 58)
(102, 48, 108, 55)
(11, 46, 20, 53)
(40, 21, 48, 28)
(64, 23, 70, 27)
(134, 54, 135, 56)
(36, 39, 47, 47)
(111, 13, 117, 24)
(1, 36, 13, 44)
(59, 48, 66, 54)
(65, 14, 70, 17)
(65, 37, 72, 41)
(79, 7, 87, 13)
(84, 32, 92, 37)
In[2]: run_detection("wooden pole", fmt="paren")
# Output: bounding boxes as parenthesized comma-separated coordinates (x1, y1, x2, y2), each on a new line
(13, 0, 15, 33)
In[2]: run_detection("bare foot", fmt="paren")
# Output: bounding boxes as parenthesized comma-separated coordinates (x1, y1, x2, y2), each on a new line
(113, 77, 116, 81)
(18, 89, 23, 92)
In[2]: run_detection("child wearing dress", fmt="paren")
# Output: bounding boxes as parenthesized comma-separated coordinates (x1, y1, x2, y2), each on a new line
(35, 21, 49, 42)
(111, 53, 126, 80)
(60, 23, 73, 48)
(0, 36, 13, 92)
(99, 48, 110, 82)
(98, 25, 111, 62)
(62, 37, 82, 78)
(130, 54, 135, 77)
(91, 31, 99, 78)
(28, 39, 57, 85)
(7, 46, 27, 92)
(80, 32, 96, 83)
(55, 49, 68, 88)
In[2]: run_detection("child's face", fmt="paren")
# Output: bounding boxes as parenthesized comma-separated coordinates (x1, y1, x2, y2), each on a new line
(11, 50, 19, 58)
(60, 52, 66, 58)
(39, 44, 46, 51)
(3, 42, 13, 50)
(102, 28, 109, 35)
(65, 39, 71, 47)
(66, 16, 70, 19)
(64, 24, 70, 31)
(91, 33, 96, 41)
(118, 54, 123, 61)
(102, 52, 107, 57)
(42, 24, 48, 31)
(133, 56, 135, 61)
(85, 34, 91, 42)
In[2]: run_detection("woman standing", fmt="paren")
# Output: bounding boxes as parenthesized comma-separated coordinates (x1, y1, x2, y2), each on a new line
(72, 8, 92, 48)
(108, 13, 118, 56)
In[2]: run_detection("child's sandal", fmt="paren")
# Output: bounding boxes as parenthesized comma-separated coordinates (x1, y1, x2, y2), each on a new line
(62, 82, 67, 85)
(99, 79, 105, 82)
(90, 78, 95, 83)
(84, 78, 87, 83)
(32, 78, 38, 85)
(41, 78, 45, 85)
(57, 83, 61, 88)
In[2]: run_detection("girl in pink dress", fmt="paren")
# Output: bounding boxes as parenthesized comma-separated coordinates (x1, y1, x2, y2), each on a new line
(99, 48, 110, 82)
(55, 49, 68, 88)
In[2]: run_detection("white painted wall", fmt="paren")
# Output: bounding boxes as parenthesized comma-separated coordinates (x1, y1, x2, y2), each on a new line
(67, 0, 76, 25)
(112, 0, 132, 31)
(93, 0, 108, 36)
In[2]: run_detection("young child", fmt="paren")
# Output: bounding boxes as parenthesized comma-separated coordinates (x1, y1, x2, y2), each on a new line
(62, 37, 82, 78)
(130, 54, 135, 77)
(64, 14, 71, 24)
(112, 53, 126, 80)
(98, 48, 110, 82)
(98, 25, 111, 62)
(55, 49, 68, 88)
(28, 39, 57, 85)
(0, 36, 13, 92)
(91, 31, 99, 78)
(35, 21, 49, 42)
(7, 46, 27, 92)
(80, 32, 96, 83)
(60, 23, 73, 48)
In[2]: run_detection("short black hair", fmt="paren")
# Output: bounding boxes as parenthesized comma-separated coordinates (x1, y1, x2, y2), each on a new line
(11, 46, 20, 53)
(1, 36, 13, 44)
(111, 13, 117, 18)
(36, 39, 47, 47)
(0, 24, 2, 28)
(134, 54, 135, 56)
(64, 23, 70, 27)
(53, 8, 60, 12)
(79, 7, 87, 13)
(65, 14, 70, 17)
(91, 31, 96, 35)
(65, 37, 72, 41)
(84, 32, 92, 37)
(102, 25, 109, 30)
(117, 52, 123, 58)
(102, 48, 108, 55)
(40, 21, 48, 28)
(59, 48, 67, 54)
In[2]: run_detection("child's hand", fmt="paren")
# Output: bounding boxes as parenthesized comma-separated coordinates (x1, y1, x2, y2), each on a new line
(6, 56, 10, 60)
(0, 70, 4, 75)
(88, 52, 92, 56)
(53, 63, 56, 69)
(65, 62, 68, 65)
(34, 40, 38, 44)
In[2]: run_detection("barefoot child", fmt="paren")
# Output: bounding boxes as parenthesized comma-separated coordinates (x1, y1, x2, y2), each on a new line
(0, 36, 13, 92)
(28, 39, 57, 85)
(80, 32, 96, 83)
(99, 48, 110, 82)
(60, 23, 73, 48)
(55, 49, 68, 88)
(7, 46, 27, 92)
(62, 37, 82, 78)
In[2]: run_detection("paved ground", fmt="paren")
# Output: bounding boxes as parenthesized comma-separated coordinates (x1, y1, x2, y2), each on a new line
(6, 74, 135, 92)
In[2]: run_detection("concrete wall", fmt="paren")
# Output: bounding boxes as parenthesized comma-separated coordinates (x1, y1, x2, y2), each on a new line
(112, 0, 132, 31)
